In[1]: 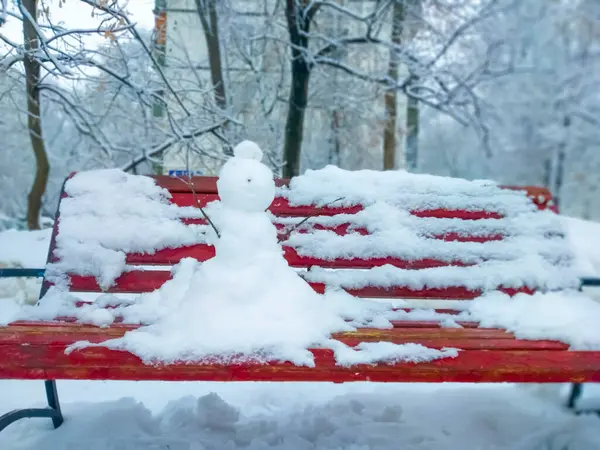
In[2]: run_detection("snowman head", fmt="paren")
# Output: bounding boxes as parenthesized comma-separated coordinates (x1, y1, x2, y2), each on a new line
(217, 141, 275, 212)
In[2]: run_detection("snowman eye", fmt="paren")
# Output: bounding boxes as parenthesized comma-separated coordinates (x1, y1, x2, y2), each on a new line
(247, 178, 252, 183)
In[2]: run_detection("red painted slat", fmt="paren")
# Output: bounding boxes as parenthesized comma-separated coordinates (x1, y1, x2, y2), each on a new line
(169, 193, 507, 220)
(69, 272, 169, 293)
(269, 198, 364, 216)
(281, 223, 370, 236)
(15, 316, 479, 328)
(343, 285, 533, 299)
(169, 192, 218, 208)
(389, 320, 478, 329)
(169, 193, 365, 216)
(298, 247, 471, 270)
(1, 323, 515, 339)
(0, 341, 597, 383)
(500, 185, 554, 210)
(152, 176, 290, 194)
(0, 324, 568, 351)
(393, 308, 464, 315)
(66, 271, 533, 299)
(180, 220, 502, 243)
(182, 220, 371, 238)
(412, 209, 503, 219)
(153, 176, 552, 215)
(153, 176, 219, 194)
(125, 244, 470, 269)
(435, 232, 504, 243)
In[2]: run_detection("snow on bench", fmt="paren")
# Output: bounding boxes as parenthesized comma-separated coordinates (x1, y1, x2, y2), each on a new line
(1, 141, 600, 432)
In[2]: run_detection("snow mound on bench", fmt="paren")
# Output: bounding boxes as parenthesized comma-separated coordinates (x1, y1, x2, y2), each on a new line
(61, 143, 458, 367)
(275, 166, 578, 291)
(469, 290, 600, 350)
(281, 165, 538, 214)
(46, 169, 208, 289)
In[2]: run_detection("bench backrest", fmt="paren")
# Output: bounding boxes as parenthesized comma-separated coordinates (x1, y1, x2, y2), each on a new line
(40, 172, 577, 312)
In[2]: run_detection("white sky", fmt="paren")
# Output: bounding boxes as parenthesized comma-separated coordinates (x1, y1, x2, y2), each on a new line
(1, 0, 156, 49)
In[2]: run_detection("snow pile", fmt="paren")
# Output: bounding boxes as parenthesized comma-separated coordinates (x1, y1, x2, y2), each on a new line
(274, 204, 564, 239)
(281, 165, 539, 214)
(46, 169, 208, 289)
(63, 141, 457, 367)
(562, 215, 600, 277)
(303, 256, 579, 291)
(275, 166, 578, 292)
(285, 226, 570, 264)
(469, 290, 600, 349)
(0, 228, 51, 268)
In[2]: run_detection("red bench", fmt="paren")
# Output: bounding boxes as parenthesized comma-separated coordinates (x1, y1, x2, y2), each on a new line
(1, 171, 598, 432)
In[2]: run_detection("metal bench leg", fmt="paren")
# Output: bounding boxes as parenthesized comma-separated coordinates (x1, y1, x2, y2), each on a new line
(567, 383, 583, 410)
(0, 380, 64, 432)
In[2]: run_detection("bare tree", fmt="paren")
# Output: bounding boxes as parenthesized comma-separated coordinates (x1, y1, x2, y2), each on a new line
(282, 0, 316, 178)
(20, 0, 49, 230)
(278, 0, 513, 177)
(405, 74, 420, 170)
(1, 0, 231, 177)
(195, 0, 228, 111)
(382, 0, 404, 170)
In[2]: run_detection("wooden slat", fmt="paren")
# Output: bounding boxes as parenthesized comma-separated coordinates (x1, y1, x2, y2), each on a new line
(154, 176, 554, 214)
(182, 219, 504, 243)
(436, 232, 503, 243)
(13, 317, 478, 328)
(389, 320, 479, 329)
(169, 193, 507, 220)
(500, 185, 555, 210)
(411, 209, 503, 219)
(65, 271, 533, 299)
(169, 193, 364, 216)
(153, 176, 219, 194)
(278, 223, 370, 237)
(0, 341, 597, 382)
(1, 323, 569, 351)
(125, 244, 470, 269)
(1, 323, 516, 340)
(183, 219, 371, 238)
(152, 175, 290, 193)
(341, 285, 534, 299)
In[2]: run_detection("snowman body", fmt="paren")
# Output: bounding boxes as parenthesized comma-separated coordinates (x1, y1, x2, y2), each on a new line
(157, 141, 345, 360)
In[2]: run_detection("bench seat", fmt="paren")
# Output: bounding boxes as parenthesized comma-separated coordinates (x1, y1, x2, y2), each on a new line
(3, 321, 599, 383)
(1, 174, 599, 385)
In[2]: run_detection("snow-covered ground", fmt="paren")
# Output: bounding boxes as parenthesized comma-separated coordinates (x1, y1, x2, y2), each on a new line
(0, 214, 599, 449)
(563, 216, 600, 277)
(1, 380, 600, 450)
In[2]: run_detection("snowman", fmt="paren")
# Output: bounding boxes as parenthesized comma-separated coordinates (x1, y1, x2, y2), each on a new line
(97, 141, 352, 366)
(201, 140, 286, 268)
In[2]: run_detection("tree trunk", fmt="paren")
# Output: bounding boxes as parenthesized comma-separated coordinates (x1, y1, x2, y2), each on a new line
(405, 76, 420, 171)
(196, 0, 227, 111)
(152, 0, 167, 119)
(283, 62, 310, 178)
(329, 109, 342, 166)
(282, 0, 315, 178)
(383, 1, 404, 170)
(544, 116, 570, 209)
(553, 149, 566, 210)
(22, 0, 49, 230)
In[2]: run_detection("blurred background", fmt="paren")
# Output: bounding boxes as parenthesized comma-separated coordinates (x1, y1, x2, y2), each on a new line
(1, 0, 599, 230)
